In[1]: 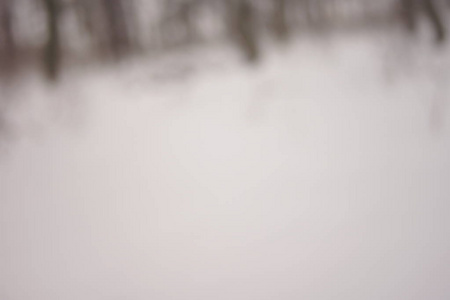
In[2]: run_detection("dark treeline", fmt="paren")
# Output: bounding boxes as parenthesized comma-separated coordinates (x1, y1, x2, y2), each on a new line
(0, 0, 449, 81)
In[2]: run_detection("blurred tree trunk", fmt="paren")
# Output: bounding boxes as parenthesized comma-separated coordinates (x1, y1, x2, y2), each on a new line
(271, 0, 290, 42)
(0, 0, 15, 81)
(179, 1, 197, 44)
(400, 0, 417, 32)
(229, 0, 260, 62)
(42, 0, 61, 81)
(0, 0, 16, 72)
(300, 0, 317, 27)
(400, 0, 446, 43)
(74, 0, 97, 36)
(101, 0, 130, 57)
(159, 0, 178, 48)
(421, 0, 446, 43)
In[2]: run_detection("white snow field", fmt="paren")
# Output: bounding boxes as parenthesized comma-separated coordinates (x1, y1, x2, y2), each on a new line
(1, 31, 450, 300)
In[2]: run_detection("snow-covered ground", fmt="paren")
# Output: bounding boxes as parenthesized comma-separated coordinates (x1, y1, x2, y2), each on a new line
(1, 31, 450, 300)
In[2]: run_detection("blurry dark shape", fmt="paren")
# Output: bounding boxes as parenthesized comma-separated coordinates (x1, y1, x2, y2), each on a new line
(400, 0, 446, 43)
(73, 0, 100, 41)
(422, 0, 446, 43)
(400, 0, 417, 32)
(42, 0, 62, 81)
(159, 0, 199, 48)
(228, 0, 260, 62)
(101, 0, 132, 57)
(0, 0, 448, 83)
(301, 0, 326, 28)
(0, 0, 16, 74)
(270, 0, 290, 42)
(177, 0, 198, 44)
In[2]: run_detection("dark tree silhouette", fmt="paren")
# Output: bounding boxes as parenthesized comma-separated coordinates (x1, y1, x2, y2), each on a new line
(271, 0, 290, 41)
(228, 0, 260, 62)
(74, 0, 98, 37)
(101, 0, 131, 57)
(0, 0, 16, 70)
(42, 0, 61, 81)
(177, 0, 198, 44)
(422, 0, 446, 43)
(400, 0, 417, 32)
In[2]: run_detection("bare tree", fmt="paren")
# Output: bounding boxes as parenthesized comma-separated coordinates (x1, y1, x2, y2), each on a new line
(422, 0, 446, 43)
(228, 0, 260, 62)
(271, 0, 290, 41)
(73, 0, 98, 37)
(400, 0, 417, 32)
(178, 0, 198, 44)
(0, 0, 16, 70)
(42, 0, 61, 81)
(101, 0, 131, 57)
